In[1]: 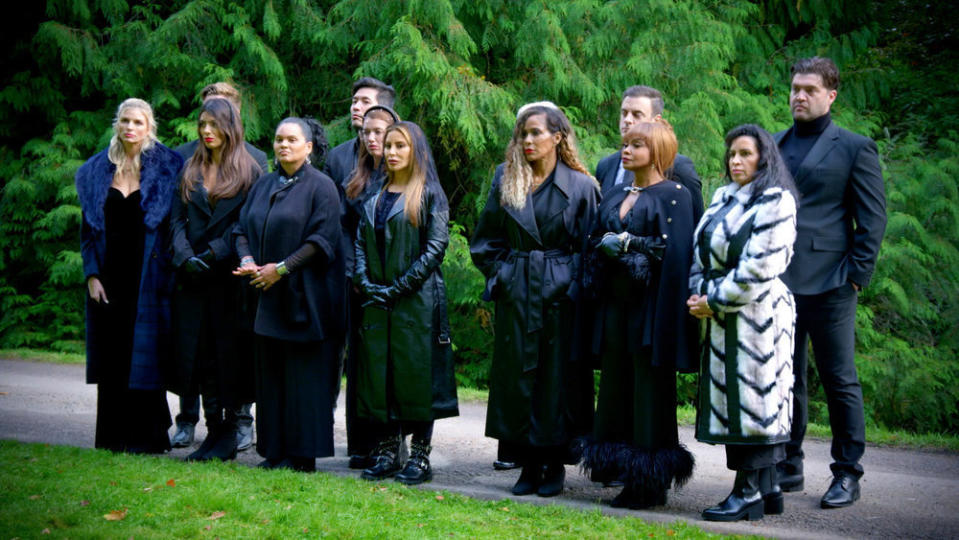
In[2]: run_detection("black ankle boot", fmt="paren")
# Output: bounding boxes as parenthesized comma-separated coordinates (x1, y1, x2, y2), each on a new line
(759, 466, 784, 515)
(396, 441, 432, 485)
(186, 419, 222, 462)
(511, 462, 543, 496)
(703, 470, 764, 522)
(537, 462, 565, 497)
(204, 426, 238, 461)
(362, 437, 402, 480)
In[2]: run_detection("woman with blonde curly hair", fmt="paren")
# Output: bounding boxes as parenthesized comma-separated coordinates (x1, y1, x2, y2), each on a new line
(471, 103, 599, 498)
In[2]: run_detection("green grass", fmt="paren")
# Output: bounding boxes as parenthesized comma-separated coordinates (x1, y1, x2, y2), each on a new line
(0, 441, 730, 539)
(0, 348, 85, 364)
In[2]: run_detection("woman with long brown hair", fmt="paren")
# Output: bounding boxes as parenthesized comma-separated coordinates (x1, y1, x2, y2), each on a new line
(343, 105, 400, 469)
(353, 121, 458, 485)
(170, 97, 262, 461)
(470, 104, 599, 498)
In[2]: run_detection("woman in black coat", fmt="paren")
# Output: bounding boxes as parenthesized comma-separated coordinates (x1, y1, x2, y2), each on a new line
(342, 105, 400, 469)
(233, 117, 346, 472)
(76, 97, 182, 454)
(470, 104, 599, 498)
(170, 98, 261, 461)
(580, 120, 698, 509)
(353, 121, 458, 485)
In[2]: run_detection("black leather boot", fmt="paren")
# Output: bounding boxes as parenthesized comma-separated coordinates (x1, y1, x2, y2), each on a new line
(511, 462, 543, 496)
(760, 466, 784, 515)
(361, 437, 402, 480)
(702, 470, 764, 522)
(204, 425, 238, 462)
(537, 462, 565, 497)
(186, 415, 223, 462)
(396, 442, 432, 485)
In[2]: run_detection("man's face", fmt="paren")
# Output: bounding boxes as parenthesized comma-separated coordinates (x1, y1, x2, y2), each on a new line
(350, 87, 379, 129)
(789, 73, 837, 122)
(619, 96, 660, 137)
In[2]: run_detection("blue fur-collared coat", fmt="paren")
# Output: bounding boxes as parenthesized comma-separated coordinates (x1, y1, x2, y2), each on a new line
(76, 143, 183, 390)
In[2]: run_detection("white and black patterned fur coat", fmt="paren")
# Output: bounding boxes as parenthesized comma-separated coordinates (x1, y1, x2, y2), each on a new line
(690, 182, 797, 444)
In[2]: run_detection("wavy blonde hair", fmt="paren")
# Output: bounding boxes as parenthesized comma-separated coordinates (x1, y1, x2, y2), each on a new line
(500, 105, 594, 209)
(107, 98, 158, 177)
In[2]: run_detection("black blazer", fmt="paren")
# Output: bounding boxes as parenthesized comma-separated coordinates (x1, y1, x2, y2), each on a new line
(775, 122, 886, 295)
(595, 151, 705, 224)
(323, 137, 360, 189)
(175, 140, 269, 175)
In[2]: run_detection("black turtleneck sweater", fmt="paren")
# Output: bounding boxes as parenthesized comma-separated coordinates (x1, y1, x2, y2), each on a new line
(780, 112, 832, 179)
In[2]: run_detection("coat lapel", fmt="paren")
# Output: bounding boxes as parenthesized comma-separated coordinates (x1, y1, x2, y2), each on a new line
(207, 192, 244, 230)
(503, 193, 542, 245)
(386, 191, 407, 222)
(787, 123, 841, 185)
(188, 180, 213, 218)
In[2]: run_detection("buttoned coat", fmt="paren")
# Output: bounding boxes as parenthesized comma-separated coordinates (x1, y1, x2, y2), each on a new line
(774, 123, 885, 294)
(353, 181, 458, 422)
(690, 183, 797, 444)
(595, 151, 705, 224)
(470, 162, 599, 446)
(76, 144, 183, 390)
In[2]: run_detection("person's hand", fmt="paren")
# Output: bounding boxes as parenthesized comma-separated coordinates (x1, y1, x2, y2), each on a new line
(362, 283, 392, 308)
(851, 281, 861, 292)
(624, 234, 666, 262)
(250, 263, 282, 291)
(233, 258, 259, 277)
(184, 256, 211, 273)
(687, 294, 714, 319)
(598, 232, 624, 258)
(87, 276, 108, 304)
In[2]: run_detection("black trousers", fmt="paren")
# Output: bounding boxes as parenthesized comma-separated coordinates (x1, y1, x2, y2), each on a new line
(786, 282, 865, 478)
(726, 443, 785, 471)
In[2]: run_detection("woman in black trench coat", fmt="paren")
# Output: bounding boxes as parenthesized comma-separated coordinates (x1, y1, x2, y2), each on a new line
(353, 121, 458, 485)
(76, 97, 182, 454)
(170, 98, 261, 461)
(471, 104, 599, 497)
(233, 117, 345, 472)
(580, 121, 698, 509)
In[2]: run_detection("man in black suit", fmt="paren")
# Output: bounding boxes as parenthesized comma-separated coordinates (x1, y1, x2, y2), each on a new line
(171, 81, 268, 453)
(594, 85, 704, 222)
(775, 57, 886, 509)
(322, 77, 397, 470)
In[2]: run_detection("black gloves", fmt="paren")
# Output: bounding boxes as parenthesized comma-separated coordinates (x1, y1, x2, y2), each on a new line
(598, 232, 625, 258)
(183, 256, 210, 273)
(623, 234, 666, 262)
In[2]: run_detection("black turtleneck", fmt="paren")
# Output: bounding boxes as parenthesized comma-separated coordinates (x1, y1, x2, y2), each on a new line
(780, 112, 832, 178)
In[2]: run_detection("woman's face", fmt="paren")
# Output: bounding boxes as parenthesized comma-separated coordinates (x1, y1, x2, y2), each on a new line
(520, 114, 561, 164)
(363, 117, 390, 158)
(728, 135, 760, 186)
(621, 136, 651, 172)
(117, 108, 149, 147)
(273, 122, 313, 171)
(198, 111, 225, 151)
(384, 130, 412, 173)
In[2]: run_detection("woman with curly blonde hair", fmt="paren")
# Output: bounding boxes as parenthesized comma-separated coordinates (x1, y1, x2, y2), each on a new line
(471, 103, 599, 498)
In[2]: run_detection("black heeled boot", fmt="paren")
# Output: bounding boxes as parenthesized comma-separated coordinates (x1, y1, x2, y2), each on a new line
(362, 437, 402, 480)
(511, 462, 543, 496)
(537, 462, 565, 497)
(396, 441, 432, 485)
(186, 414, 223, 462)
(702, 470, 764, 522)
(760, 466, 784, 515)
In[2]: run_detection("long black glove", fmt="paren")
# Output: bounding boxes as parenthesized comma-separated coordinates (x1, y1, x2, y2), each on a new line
(196, 249, 215, 265)
(183, 256, 211, 273)
(623, 234, 666, 263)
(597, 232, 625, 258)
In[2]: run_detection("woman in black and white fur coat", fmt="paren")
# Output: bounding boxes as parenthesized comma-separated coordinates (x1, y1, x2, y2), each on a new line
(687, 124, 798, 522)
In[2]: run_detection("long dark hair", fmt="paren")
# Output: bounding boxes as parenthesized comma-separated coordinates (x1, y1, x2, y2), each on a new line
(382, 121, 442, 228)
(181, 98, 260, 203)
(724, 124, 799, 206)
(346, 105, 400, 200)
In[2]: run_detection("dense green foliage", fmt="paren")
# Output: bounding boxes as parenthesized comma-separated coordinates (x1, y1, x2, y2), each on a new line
(0, 1, 956, 433)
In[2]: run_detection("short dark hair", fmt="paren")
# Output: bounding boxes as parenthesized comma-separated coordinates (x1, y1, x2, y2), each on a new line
(790, 57, 840, 90)
(353, 77, 396, 108)
(622, 85, 665, 116)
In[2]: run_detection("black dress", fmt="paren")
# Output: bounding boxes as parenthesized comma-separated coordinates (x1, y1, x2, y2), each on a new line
(94, 188, 172, 453)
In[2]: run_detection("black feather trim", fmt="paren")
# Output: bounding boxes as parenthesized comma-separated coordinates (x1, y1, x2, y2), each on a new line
(580, 441, 695, 491)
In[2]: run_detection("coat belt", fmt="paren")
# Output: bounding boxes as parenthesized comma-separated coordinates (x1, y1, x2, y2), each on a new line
(509, 248, 570, 372)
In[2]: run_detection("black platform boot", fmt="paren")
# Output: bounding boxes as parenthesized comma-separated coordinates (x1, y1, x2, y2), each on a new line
(760, 466, 784, 515)
(537, 462, 565, 497)
(186, 412, 223, 462)
(396, 441, 432, 485)
(361, 437, 402, 480)
(204, 410, 238, 462)
(511, 462, 543, 496)
(702, 470, 764, 522)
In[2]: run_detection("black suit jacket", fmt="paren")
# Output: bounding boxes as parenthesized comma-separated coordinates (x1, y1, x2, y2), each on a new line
(323, 137, 360, 189)
(775, 121, 886, 295)
(175, 140, 269, 175)
(594, 151, 704, 224)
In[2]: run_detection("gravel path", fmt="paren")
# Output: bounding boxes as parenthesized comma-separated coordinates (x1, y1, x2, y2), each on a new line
(2, 358, 958, 539)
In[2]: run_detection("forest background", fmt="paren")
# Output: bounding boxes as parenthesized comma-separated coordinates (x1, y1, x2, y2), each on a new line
(1, 0, 956, 436)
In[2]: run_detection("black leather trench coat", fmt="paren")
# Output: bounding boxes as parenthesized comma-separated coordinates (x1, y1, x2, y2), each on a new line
(353, 181, 458, 422)
(470, 162, 599, 447)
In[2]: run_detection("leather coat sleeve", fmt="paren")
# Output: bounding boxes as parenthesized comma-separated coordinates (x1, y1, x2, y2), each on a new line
(169, 194, 195, 267)
(469, 173, 510, 279)
(352, 213, 376, 293)
(392, 187, 450, 296)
